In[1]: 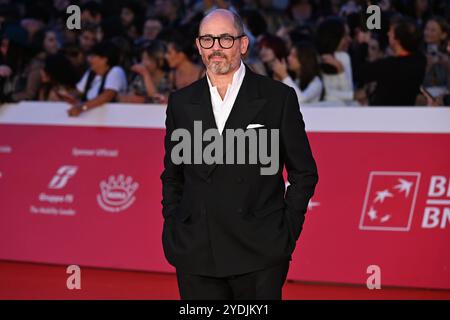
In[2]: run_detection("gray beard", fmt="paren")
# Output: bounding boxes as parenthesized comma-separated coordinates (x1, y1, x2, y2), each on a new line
(208, 60, 232, 74)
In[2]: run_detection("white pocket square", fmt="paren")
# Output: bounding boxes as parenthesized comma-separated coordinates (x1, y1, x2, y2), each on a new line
(246, 124, 265, 129)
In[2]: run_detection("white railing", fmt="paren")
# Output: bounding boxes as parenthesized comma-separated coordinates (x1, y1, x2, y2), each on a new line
(1, 101, 449, 133)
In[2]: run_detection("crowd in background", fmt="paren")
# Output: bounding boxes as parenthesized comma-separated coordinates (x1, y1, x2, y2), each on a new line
(0, 0, 449, 111)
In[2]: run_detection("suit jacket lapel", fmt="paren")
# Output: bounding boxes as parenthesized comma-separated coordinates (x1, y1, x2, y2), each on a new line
(184, 76, 218, 132)
(222, 64, 267, 132)
(184, 64, 268, 179)
(206, 64, 267, 177)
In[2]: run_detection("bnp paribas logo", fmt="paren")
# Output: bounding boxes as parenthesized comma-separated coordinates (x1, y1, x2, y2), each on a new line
(97, 174, 139, 213)
(359, 171, 421, 231)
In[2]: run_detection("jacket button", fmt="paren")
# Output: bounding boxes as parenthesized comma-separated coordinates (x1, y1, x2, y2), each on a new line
(236, 177, 243, 184)
(237, 208, 243, 214)
(206, 178, 211, 184)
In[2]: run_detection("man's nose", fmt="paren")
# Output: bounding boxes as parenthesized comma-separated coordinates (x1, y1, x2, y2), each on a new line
(212, 39, 222, 50)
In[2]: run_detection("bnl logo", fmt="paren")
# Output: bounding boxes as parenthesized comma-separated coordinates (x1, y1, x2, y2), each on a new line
(48, 165, 78, 189)
(359, 172, 420, 231)
(360, 172, 450, 231)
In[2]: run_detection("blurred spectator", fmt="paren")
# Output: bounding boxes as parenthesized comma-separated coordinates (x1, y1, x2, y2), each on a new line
(163, 30, 203, 91)
(153, 0, 182, 28)
(367, 33, 388, 62)
(61, 45, 86, 81)
(271, 41, 323, 104)
(11, 28, 61, 102)
(141, 17, 163, 41)
(78, 24, 98, 54)
(339, 0, 361, 17)
(81, 1, 103, 26)
(287, 0, 316, 27)
(422, 37, 450, 107)
(20, 18, 46, 43)
(0, 24, 29, 102)
(120, 0, 145, 41)
(67, 41, 127, 116)
(359, 17, 426, 106)
(283, 25, 315, 51)
(258, 34, 289, 78)
(316, 16, 354, 103)
(110, 36, 134, 73)
(38, 52, 78, 101)
(407, 0, 432, 28)
(98, 16, 125, 42)
(0, 3, 20, 31)
(354, 32, 388, 105)
(241, 9, 268, 42)
(240, 9, 268, 75)
(422, 16, 449, 93)
(119, 40, 170, 104)
(423, 15, 449, 56)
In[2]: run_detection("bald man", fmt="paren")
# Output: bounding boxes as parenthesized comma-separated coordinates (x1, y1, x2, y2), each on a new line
(161, 9, 318, 300)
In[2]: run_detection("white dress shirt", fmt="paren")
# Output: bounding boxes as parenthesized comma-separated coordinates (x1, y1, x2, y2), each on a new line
(206, 60, 246, 135)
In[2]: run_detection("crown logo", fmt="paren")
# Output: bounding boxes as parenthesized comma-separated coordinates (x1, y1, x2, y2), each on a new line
(97, 174, 139, 212)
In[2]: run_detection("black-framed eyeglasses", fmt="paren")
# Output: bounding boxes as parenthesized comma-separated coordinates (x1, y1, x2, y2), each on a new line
(197, 34, 245, 49)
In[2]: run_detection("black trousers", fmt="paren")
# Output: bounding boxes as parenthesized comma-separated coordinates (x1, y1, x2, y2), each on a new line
(176, 260, 290, 300)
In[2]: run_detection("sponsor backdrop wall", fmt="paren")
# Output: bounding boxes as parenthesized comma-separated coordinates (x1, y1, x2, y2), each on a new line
(1, 102, 449, 290)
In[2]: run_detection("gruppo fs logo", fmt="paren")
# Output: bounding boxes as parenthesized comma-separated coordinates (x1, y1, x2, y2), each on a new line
(48, 165, 78, 189)
(359, 171, 421, 231)
(97, 174, 139, 213)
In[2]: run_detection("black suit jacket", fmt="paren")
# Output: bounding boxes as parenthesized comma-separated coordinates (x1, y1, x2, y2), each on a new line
(160, 64, 318, 277)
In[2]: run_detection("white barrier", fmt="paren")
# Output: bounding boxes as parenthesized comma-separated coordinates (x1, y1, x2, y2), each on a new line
(1, 101, 449, 133)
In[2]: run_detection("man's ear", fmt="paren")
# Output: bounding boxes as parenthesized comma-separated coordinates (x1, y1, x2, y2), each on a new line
(240, 35, 249, 55)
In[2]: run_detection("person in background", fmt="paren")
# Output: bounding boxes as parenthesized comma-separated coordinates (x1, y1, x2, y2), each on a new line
(38, 52, 78, 101)
(271, 41, 323, 104)
(367, 32, 388, 62)
(239, 9, 268, 75)
(141, 17, 163, 41)
(153, 0, 182, 28)
(164, 31, 204, 91)
(407, 0, 432, 28)
(118, 40, 170, 103)
(422, 36, 450, 107)
(80, 1, 103, 26)
(359, 17, 426, 106)
(62, 45, 87, 81)
(78, 24, 97, 55)
(422, 16, 449, 90)
(258, 34, 289, 78)
(287, 0, 316, 28)
(354, 31, 388, 105)
(66, 41, 127, 116)
(0, 24, 29, 102)
(120, 0, 144, 41)
(11, 28, 61, 101)
(316, 16, 354, 104)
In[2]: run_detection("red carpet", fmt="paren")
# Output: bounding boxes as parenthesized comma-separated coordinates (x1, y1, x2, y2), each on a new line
(1, 261, 449, 300)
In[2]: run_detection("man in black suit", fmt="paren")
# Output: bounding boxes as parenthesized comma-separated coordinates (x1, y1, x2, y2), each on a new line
(160, 9, 318, 300)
